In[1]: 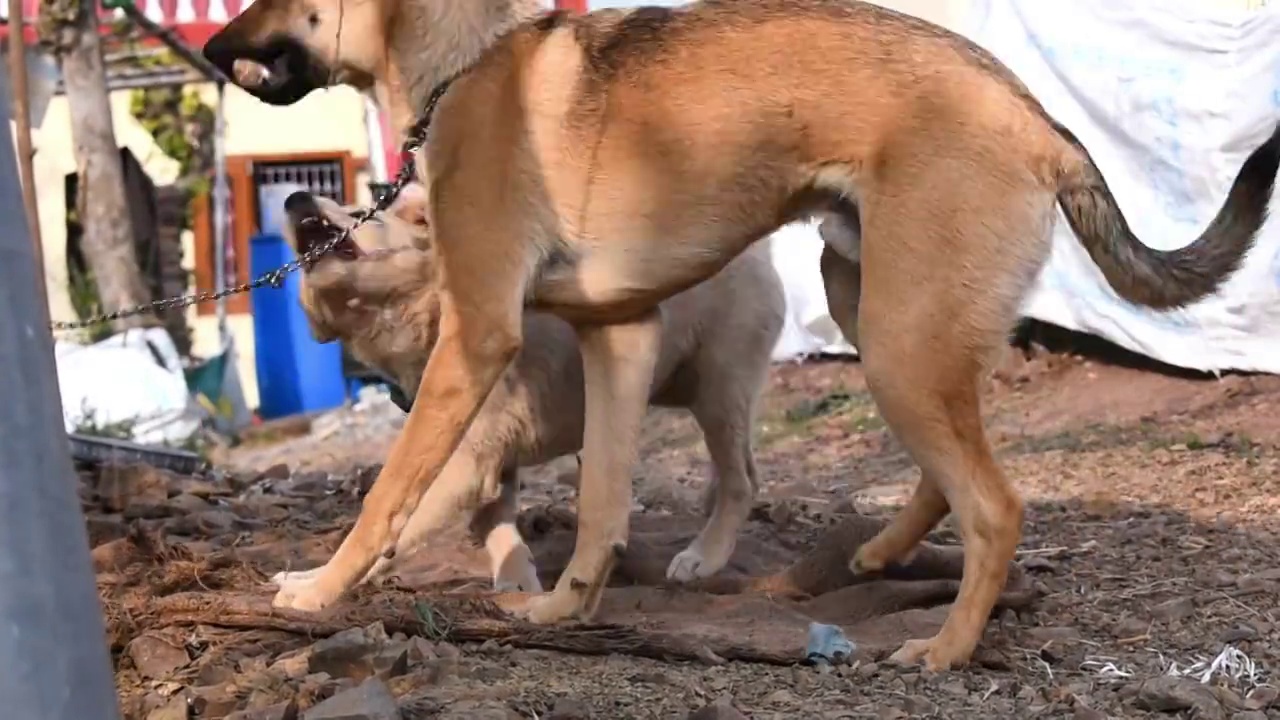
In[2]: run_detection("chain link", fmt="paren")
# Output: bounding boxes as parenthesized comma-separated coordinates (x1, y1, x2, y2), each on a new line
(49, 80, 454, 332)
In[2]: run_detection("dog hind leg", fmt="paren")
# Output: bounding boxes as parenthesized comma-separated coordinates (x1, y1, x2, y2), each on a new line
(843, 175, 1052, 671)
(668, 396, 759, 581)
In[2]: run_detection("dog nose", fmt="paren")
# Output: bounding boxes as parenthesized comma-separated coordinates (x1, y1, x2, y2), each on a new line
(284, 191, 320, 220)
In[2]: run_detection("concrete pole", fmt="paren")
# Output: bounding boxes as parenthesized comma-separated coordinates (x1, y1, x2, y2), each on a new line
(0, 77, 122, 720)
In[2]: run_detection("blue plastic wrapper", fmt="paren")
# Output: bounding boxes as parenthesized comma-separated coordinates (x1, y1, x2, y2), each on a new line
(806, 622, 856, 666)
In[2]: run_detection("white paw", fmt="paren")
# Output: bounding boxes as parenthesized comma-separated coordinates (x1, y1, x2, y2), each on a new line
(666, 547, 718, 583)
(271, 567, 322, 587)
(492, 548, 543, 593)
(271, 575, 335, 613)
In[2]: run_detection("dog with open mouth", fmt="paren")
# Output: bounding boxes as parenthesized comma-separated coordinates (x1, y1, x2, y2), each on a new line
(207, 0, 1280, 670)
(280, 183, 785, 594)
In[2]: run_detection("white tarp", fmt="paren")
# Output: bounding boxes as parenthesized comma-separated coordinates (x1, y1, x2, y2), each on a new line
(768, 0, 1280, 372)
(55, 327, 206, 446)
(964, 0, 1280, 374)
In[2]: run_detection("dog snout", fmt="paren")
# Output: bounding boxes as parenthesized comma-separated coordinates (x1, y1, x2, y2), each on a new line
(284, 191, 322, 222)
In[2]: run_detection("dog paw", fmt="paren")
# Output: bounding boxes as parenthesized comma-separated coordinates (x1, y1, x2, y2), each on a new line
(887, 636, 970, 673)
(272, 576, 338, 613)
(493, 562, 542, 593)
(513, 591, 580, 625)
(270, 567, 322, 586)
(666, 545, 728, 583)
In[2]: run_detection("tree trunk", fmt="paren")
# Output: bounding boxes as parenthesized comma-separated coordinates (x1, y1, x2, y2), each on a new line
(39, 0, 152, 331)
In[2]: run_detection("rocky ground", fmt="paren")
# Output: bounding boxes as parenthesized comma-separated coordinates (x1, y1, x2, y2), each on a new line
(88, 342, 1280, 719)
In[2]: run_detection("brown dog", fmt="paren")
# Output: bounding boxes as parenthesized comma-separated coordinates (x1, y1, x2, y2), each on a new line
(205, 0, 1280, 670)
(278, 183, 785, 592)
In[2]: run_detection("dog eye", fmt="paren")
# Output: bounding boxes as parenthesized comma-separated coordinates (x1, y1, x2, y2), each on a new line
(308, 12, 320, 27)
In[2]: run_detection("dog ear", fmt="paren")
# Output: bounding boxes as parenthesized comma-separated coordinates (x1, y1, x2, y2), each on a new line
(386, 182, 430, 229)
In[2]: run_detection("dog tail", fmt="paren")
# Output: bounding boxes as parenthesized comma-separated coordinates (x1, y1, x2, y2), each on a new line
(1052, 121, 1280, 309)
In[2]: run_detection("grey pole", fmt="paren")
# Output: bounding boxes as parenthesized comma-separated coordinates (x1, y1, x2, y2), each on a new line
(0, 80, 122, 719)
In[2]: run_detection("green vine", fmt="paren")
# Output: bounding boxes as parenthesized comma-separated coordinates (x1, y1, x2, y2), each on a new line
(127, 49, 216, 227)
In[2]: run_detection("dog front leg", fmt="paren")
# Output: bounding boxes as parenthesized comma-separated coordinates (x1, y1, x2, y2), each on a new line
(518, 310, 663, 623)
(273, 291, 521, 612)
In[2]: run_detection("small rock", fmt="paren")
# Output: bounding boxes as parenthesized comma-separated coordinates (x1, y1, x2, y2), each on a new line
(765, 689, 800, 706)
(1020, 556, 1057, 573)
(899, 696, 937, 715)
(406, 637, 436, 665)
(1071, 704, 1105, 720)
(227, 700, 299, 720)
(1245, 686, 1278, 710)
(127, 634, 190, 680)
(190, 684, 242, 717)
(297, 673, 337, 705)
(688, 697, 747, 720)
(1112, 617, 1148, 639)
(195, 660, 238, 686)
(372, 646, 409, 680)
(98, 463, 172, 511)
(1246, 568, 1280, 582)
(303, 678, 400, 720)
(256, 463, 292, 483)
(1136, 676, 1225, 720)
(1150, 596, 1195, 623)
(85, 514, 129, 546)
(289, 471, 332, 495)
(269, 650, 313, 680)
(146, 694, 190, 720)
(1218, 623, 1259, 644)
(173, 477, 229, 498)
(547, 697, 591, 719)
(1210, 570, 1236, 587)
(308, 628, 381, 681)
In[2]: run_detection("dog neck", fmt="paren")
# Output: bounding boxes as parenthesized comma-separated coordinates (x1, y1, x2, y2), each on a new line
(380, 0, 544, 140)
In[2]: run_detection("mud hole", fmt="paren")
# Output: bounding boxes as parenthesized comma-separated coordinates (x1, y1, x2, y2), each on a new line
(89, 349, 1280, 719)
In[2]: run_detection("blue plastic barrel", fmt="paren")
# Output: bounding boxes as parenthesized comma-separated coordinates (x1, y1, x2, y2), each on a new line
(249, 232, 348, 419)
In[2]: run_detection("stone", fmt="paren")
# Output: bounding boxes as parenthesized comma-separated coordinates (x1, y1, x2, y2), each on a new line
(406, 637, 436, 665)
(1135, 676, 1226, 720)
(256, 463, 292, 483)
(85, 514, 129, 546)
(546, 697, 591, 719)
(227, 700, 299, 720)
(1245, 686, 1278, 710)
(1150, 596, 1195, 623)
(97, 463, 172, 512)
(308, 628, 382, 681)
(303, 678, 401, 720)
(146, 695, 190, 720)
(190, 684, 242, 717)
(687, 697, 747, 720)
(269, 650, 314, 680)
(372, 646, 410, 680)
(127, 634, 190, 680)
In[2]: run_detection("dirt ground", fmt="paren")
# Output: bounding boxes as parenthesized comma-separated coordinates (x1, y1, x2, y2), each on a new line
(89, 341, 1280, 719)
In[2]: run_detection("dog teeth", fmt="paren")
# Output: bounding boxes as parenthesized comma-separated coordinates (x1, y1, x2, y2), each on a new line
(233, 59, 272, 87)
(346, 298, 362, 309)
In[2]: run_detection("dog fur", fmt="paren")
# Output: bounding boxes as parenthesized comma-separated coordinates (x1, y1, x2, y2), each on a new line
(205, 0, 1280, 670)
(278, 183, 785, 592)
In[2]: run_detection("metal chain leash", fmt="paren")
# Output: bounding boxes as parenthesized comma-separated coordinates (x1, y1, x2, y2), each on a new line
(48, 80, 455, 332)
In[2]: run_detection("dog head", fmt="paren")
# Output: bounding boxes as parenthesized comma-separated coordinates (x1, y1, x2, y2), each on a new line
(202, 0, 389, 105)
(282, 184, 441, 401)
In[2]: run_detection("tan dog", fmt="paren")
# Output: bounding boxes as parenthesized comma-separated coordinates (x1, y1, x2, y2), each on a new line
(205, 0, 1280, 670)
(278, 183, 785, 593)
